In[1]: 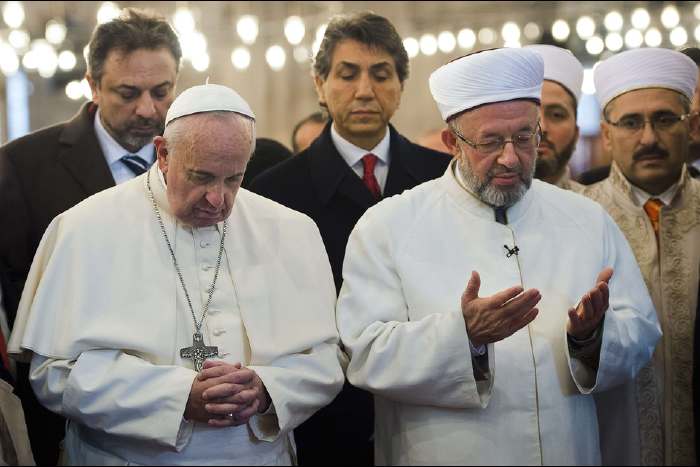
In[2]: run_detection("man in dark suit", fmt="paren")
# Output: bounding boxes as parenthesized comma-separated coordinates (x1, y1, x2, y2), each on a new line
(250, 12, 451, 466)
(0, 9, 181, 464)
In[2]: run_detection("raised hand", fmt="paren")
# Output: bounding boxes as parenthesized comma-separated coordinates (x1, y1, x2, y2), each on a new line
(461, 271, 541, 347)
(567, 267, 613, 340)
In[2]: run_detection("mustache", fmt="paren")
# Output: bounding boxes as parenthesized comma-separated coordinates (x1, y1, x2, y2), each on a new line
(538, 136, 556, 152)
(633, 144, 669, 161)
(128, 117, 162, 129)
(489, 164, 522, 177)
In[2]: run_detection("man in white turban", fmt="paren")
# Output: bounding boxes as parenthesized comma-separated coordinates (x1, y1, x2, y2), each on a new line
(526, 44, 584, 191)
(8, 83, 344, 465)
(336, 48, 661, 465)
(581, 47, 700, 466)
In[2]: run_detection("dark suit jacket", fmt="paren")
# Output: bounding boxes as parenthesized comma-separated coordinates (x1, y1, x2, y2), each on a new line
(0, 102, 114, 465)
(249, 122, 451, 466)
(250, 122, 451, 292)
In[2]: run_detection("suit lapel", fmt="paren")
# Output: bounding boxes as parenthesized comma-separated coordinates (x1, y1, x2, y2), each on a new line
(384, 125, 421, 197)
(308, 123, 376, 209)
(57, 103, 115, 196)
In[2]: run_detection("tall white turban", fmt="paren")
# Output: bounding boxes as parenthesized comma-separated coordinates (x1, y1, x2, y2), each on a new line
(429, 48, 544, 121)
(525, 44, 583, 103)
(165, 83, 256, 126)
(594, 48, 698, 110)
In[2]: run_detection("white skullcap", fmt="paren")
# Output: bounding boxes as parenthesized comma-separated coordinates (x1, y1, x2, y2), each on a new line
(525, 44, 583, 102)
(594, 48, 698, 110)
(165, 83, 256, 126)
(429, 48, 544, 121)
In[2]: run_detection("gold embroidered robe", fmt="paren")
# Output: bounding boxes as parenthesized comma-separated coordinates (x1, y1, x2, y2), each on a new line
(583, 161, 700, 465)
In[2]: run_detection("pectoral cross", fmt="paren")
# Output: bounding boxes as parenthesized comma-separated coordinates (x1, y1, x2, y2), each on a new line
(180, 332, 219, 371)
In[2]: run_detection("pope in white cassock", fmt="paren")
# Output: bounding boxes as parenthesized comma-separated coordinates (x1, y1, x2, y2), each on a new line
(8, 84, 345, 465)
(336, 48, 662, 465)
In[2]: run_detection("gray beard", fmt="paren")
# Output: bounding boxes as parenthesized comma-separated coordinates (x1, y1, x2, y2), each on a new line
(457, 157, 534, 208)
(102, 117, 163, 153)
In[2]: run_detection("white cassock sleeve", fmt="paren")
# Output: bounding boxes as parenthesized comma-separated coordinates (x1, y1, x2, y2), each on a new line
(337, 209, 493, 409)
(248, 340, 345, 439)
(30, 350, 197, 450)
(565, 212, 662, 393)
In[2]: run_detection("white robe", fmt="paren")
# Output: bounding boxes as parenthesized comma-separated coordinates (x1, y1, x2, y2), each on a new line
(9, 164, 345, 465)
(336, 162, 662, 466)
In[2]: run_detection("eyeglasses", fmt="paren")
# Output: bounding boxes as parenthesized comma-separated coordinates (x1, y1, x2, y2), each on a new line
(605, 112, 691, 133)
(451, 121, 541, 156)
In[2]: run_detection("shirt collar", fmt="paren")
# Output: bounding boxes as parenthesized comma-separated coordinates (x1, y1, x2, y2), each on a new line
(330, 123, 391, 167)
(94, 108, 155, 165)
(630, 180, 679, 207)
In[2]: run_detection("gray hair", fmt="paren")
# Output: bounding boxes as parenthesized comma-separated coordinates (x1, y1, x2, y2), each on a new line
(87, 8, 182, 83)
(164, 111, 256, 157)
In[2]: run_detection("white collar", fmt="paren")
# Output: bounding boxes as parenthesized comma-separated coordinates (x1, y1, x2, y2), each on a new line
(94, 108, 155, 164)
(330, 123, 391, 167)
(630, 180, 680, 207)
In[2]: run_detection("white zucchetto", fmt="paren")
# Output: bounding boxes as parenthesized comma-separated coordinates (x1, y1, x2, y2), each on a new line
(594, 48, 698, 111)
(165, 83, 256, 126)
(429, 48, 544, 122)
(525, 44, 583, 103)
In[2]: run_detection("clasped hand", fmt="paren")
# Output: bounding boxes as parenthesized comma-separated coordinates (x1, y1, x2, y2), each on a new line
(185, 360, 271, 427)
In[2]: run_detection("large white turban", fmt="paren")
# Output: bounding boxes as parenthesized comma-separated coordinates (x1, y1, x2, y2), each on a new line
(525, 44, 583, 103)
(165, 83, 256, 126)
(429, 48, 544, 121)
(594, 48, 697, 110)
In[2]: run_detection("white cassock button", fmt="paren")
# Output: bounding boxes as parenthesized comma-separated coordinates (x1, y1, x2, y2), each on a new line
(202, 264, 212, 271)
(200, 240, 210, 248)
(213, 329, 225, 336)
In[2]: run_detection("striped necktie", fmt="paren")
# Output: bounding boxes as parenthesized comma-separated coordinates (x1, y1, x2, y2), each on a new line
(121, 154, 150, 176)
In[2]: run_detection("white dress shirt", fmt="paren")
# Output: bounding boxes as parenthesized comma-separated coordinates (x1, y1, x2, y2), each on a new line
(330, 123, 391, 194)
(630, 181, 679, 208)
(691, 158, 700, 172)
(94, 108, 155, 185)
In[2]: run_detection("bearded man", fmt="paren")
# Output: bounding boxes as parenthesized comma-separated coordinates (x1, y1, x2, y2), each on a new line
(526, 44, 584, 192)
(335, 47, 661, 465)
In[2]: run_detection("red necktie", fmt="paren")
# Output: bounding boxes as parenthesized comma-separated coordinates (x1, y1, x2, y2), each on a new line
(362, 154, 381, 199)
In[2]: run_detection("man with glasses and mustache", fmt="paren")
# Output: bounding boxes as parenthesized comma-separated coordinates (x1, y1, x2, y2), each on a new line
(336, 48, 660, 465)
(582, 47, 700, 466)
(0, 9, 181, 465)
(525, 45, 584, 192)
